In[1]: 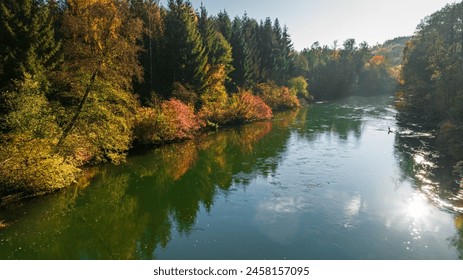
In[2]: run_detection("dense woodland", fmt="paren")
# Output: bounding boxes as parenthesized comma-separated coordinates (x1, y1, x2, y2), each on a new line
(398, 1, 463, 169)
(0, 0, 461, 201)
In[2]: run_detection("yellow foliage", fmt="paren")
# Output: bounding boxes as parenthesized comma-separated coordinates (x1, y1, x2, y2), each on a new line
(0, 137, 80, 195)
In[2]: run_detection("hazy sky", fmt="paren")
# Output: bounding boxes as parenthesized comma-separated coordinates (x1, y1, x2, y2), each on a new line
(160, 0, 458, 50)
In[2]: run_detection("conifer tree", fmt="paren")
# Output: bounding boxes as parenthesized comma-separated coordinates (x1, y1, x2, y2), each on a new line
(0, 0, 61, 90)
(214, 10, 232, 41)
(164, 0, 207, 95)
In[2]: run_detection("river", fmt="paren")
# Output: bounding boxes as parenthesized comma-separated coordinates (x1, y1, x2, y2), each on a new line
(0, 95, 462, 259)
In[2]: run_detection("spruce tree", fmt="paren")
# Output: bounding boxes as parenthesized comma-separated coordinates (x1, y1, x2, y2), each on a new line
(0, 0, 61, 90)
(215, 10, 232, 41)
(164, 0, 207, 95)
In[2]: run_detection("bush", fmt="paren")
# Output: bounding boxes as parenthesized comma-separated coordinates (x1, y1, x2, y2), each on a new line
(256, 81, 300, 110)
(288, 76, 312, 101)
(0, 137, 79, 199)
(134, 98, 202, 145)
(197, 83, 230, 125)
(0, 76, 79, 200)
(230, 91, 273, 123)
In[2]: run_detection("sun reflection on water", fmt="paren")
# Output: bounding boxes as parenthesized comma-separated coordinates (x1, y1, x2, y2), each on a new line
(406, 193, 429, 220)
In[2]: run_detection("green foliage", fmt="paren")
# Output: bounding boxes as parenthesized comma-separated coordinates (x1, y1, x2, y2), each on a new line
(400, 2, 463, 160)
(0, 0, 305, 201)
(302, 39, 397, 100)
(71, 86, 139, 164)
(0, 138, 79, 196)
(0, 0, 61, 91)
(372, 36, 410, 66)
(401, 2, 463, 121)
(2, 75, 59, 139)
(131, 0, 166, 103)
(0, 76, 78, 198)
(358, 55, 397, 95)
(163, 0, 207, 94)
(287, 76, 311, 100)
(56, 0, 143, 162)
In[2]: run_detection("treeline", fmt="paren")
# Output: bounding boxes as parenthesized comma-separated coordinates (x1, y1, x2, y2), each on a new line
(0, 0, 309, 200)
(299, 39, 399, 100)
(399, 1, 463, 163)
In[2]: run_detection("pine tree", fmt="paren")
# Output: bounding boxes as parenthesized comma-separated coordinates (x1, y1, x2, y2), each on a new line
(0, 0, 61, 91)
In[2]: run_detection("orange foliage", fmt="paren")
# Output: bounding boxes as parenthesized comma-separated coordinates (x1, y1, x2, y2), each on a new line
(231, 91, 273, 122)
(369, 55, 386, 66)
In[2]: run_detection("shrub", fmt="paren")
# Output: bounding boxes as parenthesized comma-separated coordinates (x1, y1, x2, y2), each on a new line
(0, 76, 79, 199)
(288, 76, 312, 101)
(66, 87, 139, 164)
(256, 81, 300, 110)
(134, 98, 202, 145)
(0, 137, 79, 199)
(230, 91, 273, 123)
(133, 106, 161, 145)
(162, 98, 203, 140)
(197, 83, 230, 125)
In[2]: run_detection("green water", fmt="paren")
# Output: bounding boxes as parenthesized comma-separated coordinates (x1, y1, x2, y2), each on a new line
(1, 96, 462, 259)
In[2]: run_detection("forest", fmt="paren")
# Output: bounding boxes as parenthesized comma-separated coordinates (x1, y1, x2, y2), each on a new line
(0, 0, 462, 202)
(399, 2, 463, 168)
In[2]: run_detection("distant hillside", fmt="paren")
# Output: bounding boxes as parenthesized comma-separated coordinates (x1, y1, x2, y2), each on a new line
(373, 36, 411, 66)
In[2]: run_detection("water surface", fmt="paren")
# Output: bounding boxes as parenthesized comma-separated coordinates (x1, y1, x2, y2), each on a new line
(1, 96, 462, 259)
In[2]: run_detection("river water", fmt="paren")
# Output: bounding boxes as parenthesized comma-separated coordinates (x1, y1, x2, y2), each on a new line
(0, 96, 462, 259)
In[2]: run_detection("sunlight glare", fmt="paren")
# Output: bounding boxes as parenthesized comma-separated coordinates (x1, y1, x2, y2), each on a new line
(406, 193, 428, 220)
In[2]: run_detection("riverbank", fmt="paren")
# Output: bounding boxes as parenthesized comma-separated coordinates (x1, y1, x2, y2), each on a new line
(0, 82, 308, 206)
(1, 96, 460, 259)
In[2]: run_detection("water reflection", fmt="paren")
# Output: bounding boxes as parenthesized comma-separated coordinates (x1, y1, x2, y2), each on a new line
(394, 112, 463, 258)
(394, 117, 463, 213)
(0, 112, 295, 259)
(1, 96, 462, 259)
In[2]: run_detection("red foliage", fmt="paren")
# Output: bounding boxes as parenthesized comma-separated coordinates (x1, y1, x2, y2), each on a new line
(160, 98, 203, 141)
(134, 99, 203, 144)
(232, 91, 273, 122)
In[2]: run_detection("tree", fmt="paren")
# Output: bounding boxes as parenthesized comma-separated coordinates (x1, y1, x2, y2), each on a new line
(402, 2, 463, 121)
(400, 2, 463, 160)
(214, 10, 232, 41)
(163, 0, 207, 95)
(56, 0, 143, 163)
(0, 0, 61, 91)
(198, 5, 233, 108)
(130, 0, 165, 103)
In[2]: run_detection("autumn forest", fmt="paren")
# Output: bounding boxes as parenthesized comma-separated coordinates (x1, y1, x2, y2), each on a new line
(0, 0, 462, 205)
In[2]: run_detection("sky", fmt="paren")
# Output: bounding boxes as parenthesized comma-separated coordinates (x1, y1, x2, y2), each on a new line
(159, 0, 458, 50)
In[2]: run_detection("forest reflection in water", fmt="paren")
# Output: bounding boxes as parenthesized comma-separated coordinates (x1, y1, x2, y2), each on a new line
(0, 96, 462, 259)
